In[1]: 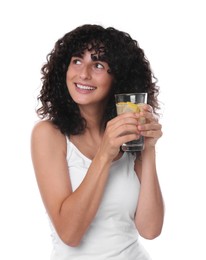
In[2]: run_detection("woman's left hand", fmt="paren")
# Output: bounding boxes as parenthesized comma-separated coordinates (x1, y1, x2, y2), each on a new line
(137, 104, 162, 149)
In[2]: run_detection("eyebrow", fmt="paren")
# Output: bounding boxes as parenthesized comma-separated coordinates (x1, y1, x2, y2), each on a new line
(71, 53, 107, 63)
(71, 52, 83, 58)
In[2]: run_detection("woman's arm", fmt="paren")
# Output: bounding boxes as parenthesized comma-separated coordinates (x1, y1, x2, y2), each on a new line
(135, 148, 164, 239)
(134, 105, 164, 239)
(31, 121, 113, 247)
(31, 113, 140, 246)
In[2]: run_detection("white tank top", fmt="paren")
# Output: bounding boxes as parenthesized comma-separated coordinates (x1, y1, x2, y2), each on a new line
(50, 138, 151, 260)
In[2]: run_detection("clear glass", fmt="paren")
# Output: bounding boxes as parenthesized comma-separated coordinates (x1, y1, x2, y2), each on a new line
(115, 93, 148, 152)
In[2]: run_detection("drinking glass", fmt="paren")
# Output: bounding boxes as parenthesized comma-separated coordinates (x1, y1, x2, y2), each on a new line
(115, 93, 148, 152)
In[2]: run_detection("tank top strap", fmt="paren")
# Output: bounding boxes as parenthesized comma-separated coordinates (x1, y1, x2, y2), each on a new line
(65, 136, 92, 165)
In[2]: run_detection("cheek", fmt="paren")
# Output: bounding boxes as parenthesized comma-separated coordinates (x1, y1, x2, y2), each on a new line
(66, 67, 71, 81)
(103, 76, 113, 91)
(66, 68, 73, 86)
(66, 63, 76, 78)
(66, 71, 73, 94)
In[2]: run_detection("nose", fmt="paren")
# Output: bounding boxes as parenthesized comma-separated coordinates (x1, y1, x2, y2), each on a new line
(79, 65, 92, 80)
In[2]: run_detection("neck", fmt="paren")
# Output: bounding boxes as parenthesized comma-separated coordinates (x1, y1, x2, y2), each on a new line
(79, 104, 106, 133)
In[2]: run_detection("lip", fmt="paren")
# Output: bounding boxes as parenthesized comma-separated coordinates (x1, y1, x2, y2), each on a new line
(75, 83, 97, 94)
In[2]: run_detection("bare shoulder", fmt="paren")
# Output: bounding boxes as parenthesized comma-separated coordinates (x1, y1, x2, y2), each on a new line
(31, 120, 66, 149)
(31, 120, 67, 165)
(32, 120, 64, 140)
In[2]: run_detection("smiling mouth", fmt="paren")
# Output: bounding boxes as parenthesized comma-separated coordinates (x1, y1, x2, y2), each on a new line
(75, 83, 97, 91)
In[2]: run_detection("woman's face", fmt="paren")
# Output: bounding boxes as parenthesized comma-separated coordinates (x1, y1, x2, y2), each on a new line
(66, 50, 113, 108)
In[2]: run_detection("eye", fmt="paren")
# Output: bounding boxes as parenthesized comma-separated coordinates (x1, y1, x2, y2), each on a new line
(71, 57, 82, 65)
(94, 63, 104, 69)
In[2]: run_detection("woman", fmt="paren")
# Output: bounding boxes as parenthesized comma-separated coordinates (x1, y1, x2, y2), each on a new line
(31, 24, 164, 259)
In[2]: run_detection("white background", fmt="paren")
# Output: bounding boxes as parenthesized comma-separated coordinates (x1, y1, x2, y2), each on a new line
(0, 0, 205, 259)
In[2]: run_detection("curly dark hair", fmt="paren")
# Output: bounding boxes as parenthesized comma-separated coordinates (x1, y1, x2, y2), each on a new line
(37, 24, 160, 136)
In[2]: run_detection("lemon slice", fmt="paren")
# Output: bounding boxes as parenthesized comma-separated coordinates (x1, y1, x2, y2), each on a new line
(116, 101, 146, 124)
(126, 102, 140, 112)
(116, 102, 140, 114)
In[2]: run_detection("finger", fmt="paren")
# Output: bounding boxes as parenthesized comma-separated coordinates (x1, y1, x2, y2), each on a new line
(140, 110, 158, 123)
(106, 118, 140, 139)
(140, 129, 163, 138)
(117, 133, 140, 146)
(138, 122, 162, 138)
(107, 114, 139, 130)
(104, 126, 140, 150)
(140, 104, 153, 113)
(115, 112, 139, 121)
(114, 124, 140, 138)
(138, 122, 162, 131)
(139, 104, 159, 122)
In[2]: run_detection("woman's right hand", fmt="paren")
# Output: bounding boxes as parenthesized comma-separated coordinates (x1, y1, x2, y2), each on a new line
(98, 112, 140, 160)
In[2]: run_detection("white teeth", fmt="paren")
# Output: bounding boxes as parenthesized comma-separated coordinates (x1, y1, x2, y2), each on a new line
(76, 84, 96, 90)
